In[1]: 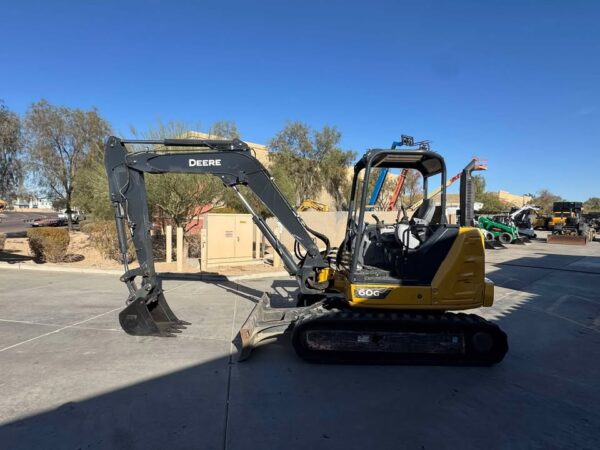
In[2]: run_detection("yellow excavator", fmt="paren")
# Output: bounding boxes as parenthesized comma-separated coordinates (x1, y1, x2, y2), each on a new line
(104, 135, 508, 365)
(297, 199, 330, 212)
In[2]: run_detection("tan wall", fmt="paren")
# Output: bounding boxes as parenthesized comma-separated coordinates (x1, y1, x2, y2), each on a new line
(494, 191, 532, 206)
(266, 210, 401, 251)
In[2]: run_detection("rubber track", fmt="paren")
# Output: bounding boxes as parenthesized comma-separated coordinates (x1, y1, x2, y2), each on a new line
(291, 307, 508, 366)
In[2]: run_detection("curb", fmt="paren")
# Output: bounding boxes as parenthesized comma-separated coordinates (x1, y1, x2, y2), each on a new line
(0, 262, 290, 281)
(0, 262, 122, 276)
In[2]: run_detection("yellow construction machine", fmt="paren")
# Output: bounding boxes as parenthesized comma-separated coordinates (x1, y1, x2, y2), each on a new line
(547, 202, 595, 245)
(104, 135, 508, 365)
(297, 199, 330, 212)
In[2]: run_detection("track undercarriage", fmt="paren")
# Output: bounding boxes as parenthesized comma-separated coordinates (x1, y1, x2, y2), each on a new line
(238, 293, 508, 366)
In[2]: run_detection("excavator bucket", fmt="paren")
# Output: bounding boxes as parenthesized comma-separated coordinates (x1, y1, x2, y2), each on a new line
(547, 234, 587, 245)
(119, 293, 190, 337)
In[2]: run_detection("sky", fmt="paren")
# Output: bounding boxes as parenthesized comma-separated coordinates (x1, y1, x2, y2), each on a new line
(1, 0, 599, 200)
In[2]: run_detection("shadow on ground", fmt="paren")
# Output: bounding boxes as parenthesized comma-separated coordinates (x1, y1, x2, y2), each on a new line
(0, 250, 32, 264)
(1, 253, 599, 449)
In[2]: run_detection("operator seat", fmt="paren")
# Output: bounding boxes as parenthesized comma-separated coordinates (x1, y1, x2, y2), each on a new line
(410, 199, 436, 243)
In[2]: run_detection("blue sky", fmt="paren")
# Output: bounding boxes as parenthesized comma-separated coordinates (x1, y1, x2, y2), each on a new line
(1, 0, 598, 199)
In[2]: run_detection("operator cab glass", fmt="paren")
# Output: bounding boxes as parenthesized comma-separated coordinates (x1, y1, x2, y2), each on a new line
(340, 149, 456, 284)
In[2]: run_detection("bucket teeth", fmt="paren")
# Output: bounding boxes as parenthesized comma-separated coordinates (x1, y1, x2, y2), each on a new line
(167, 328, 183, 334)
(118, 293, 189, 337)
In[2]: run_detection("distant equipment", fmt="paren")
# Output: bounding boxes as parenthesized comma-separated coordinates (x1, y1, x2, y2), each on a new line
(547, 202, 595, 245)
(297, 199, 329, 212)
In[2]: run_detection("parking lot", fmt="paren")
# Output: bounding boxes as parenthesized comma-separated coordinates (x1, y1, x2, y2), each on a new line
(1, 235, 599, 450)
(0, 211, 60, 237)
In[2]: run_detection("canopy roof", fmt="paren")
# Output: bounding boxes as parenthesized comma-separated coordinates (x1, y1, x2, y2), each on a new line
(355, 149, 446, 177)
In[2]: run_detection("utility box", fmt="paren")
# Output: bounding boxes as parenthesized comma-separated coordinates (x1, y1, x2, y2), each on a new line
(202, 213, 255, 267)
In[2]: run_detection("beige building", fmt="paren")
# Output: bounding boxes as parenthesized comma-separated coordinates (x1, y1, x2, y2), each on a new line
(491, 190, 533, 207)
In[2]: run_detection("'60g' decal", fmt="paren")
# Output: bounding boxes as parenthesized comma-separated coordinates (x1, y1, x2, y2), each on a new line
(353, 288, 391, 299)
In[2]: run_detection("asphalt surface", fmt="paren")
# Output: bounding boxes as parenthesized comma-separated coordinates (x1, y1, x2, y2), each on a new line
(1, 234, 599, 449)
(0, 211, 59, 237)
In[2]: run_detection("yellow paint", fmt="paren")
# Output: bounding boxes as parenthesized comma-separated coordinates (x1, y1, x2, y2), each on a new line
(430, 227, 490, 310)
(349, 284, 432, 307)
(317, 267, 333, 284)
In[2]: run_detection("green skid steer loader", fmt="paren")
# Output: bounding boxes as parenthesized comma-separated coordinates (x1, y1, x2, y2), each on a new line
(477, 216, 527, 246)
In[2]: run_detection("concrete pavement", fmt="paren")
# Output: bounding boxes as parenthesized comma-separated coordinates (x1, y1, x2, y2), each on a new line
(0, 237, 599, 449)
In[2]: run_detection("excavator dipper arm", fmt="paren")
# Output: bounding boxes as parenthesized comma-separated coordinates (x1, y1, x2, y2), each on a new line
(104, 136, 329, 337)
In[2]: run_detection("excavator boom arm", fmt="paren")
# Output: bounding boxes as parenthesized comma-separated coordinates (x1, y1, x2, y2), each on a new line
(104, 136, 329, 336)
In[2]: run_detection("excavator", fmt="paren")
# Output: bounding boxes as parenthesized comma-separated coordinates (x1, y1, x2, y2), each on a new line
(105, 135, 508, 366)
(297, 199, 330, 212)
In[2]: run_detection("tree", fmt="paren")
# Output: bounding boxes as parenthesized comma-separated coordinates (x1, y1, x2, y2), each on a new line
(268, 122, 355, 209)
(401, 170, 422, 207)
(139, 121, 227, 228)
(532, 189, 563, 214)
(25, 100, 110, 229)
(584, 197, 600, 212)
(473, 175, 486, 202)
(0, 101, 24, 200)
(74, 120, 248, 225)
(207, 121, 240, 139)
(147, 170, 224, 228)
(72, 153, 114, 220)
(318, 127, 355, 210)
(478, 192, 507, 214)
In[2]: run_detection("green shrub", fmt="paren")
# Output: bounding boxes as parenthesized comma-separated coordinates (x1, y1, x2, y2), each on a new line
(27, 228, 70, 263)
(81, 221, 136, 263)
(0, 233, 6, 251)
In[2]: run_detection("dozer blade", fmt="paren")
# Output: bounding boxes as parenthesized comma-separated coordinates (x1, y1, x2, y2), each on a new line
(547, 234, 587, 245)
(485, 240, 506, 250)
(236, 293, 309, 361)
(119, 292, 190, 337)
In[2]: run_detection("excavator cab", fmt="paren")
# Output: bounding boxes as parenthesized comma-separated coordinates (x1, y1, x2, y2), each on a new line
(331, 150, 495, 310)
(337, 149, 449, 285)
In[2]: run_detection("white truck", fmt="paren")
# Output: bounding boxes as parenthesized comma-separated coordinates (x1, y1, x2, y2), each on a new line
(57, 209, 86, 223)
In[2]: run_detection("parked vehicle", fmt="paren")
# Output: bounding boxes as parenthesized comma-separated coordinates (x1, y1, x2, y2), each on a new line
(548, 202, 595, 245)
(57, 209, 86, 223)
(476, 215, 527, 245)
(31, 217, 67, 227)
